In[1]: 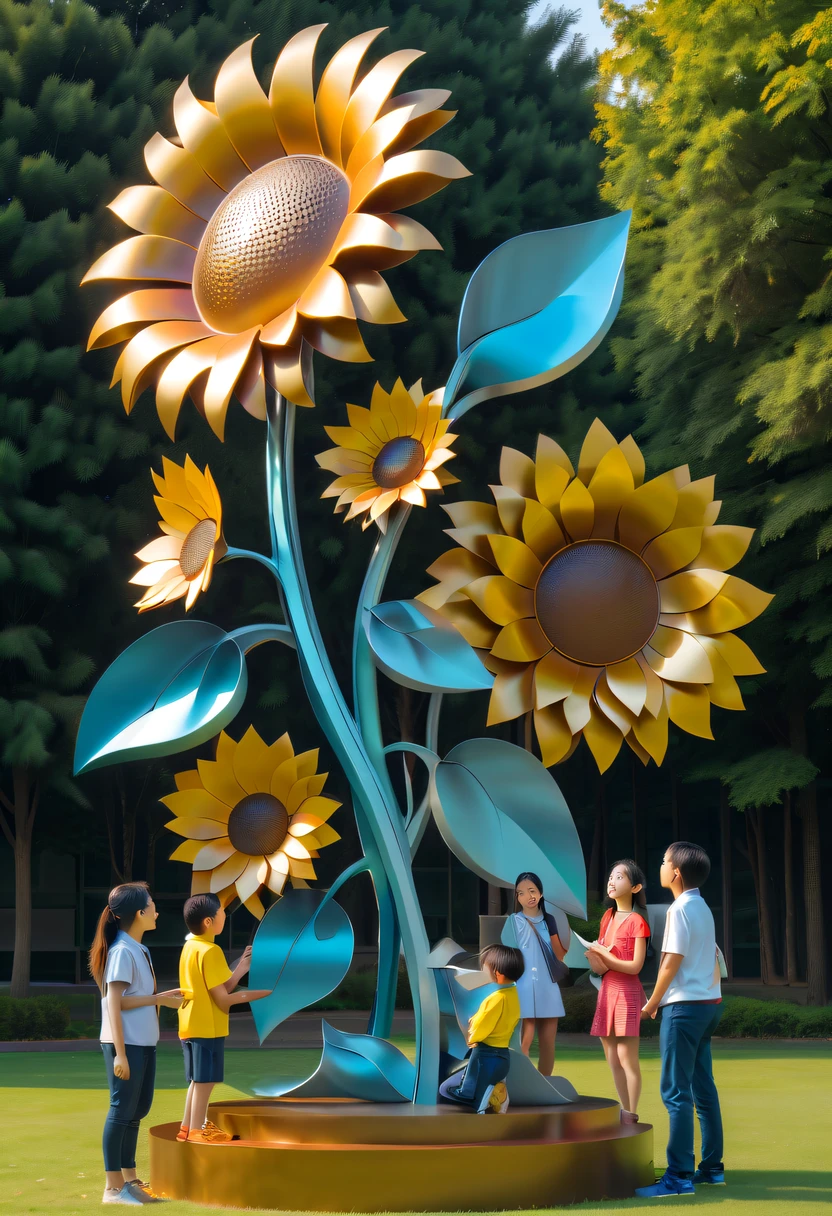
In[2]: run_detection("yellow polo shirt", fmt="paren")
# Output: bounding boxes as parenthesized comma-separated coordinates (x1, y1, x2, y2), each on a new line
(468, 984, 520, 1047)
(178, 933, 233, 1040)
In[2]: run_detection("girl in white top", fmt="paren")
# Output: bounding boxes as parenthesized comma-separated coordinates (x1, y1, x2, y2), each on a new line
(89, 881, 181, 1206)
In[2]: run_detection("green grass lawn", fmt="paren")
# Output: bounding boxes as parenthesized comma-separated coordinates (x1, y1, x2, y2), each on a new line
(0, 1039, 829, 1215)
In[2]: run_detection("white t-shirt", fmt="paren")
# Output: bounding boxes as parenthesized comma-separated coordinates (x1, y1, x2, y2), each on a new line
(100, 931, 159, 1047)
(660, 889, 721, 1006)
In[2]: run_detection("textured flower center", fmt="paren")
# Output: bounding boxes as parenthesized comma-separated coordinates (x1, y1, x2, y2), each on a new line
(193, 156, 350, 334)
(535, 540, 659, 666)
(227, 793, 289, 857)
(372, 437, 426, 489)
(179, 518, 217, 578)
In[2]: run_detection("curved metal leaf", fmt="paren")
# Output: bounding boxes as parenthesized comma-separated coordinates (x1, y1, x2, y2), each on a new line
(504, 1049, 579, 1106)
(430, 738, 586, 917)
(74, 621, 247, 775)
(253, 1021, 415, 1102)
(445, 212, 631, 419)
(365, 599, 493, 694)
(250, 889, 354, 1043)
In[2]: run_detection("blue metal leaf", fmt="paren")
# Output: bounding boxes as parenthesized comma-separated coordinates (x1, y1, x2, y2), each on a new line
(504, 1050, 579, 1106)
(249, 889, 354, 1043)
(365, 599, 494, 694)
(252, 1021, 415, 1102)
(444, 212, 631, 419)
(73, 621, 247, 775)
(430, 738, 587, 917)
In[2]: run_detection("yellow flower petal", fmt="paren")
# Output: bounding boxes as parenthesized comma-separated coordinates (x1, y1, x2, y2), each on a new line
(281, 835, 311, 860)
(559, 477, 595, 541)
(535, 434, 574, 498)
(618, 471, 679, 553)
(697, 637, 745, 711)
(160, 789, 231, 822)
(685, 577, 774, 634)
(200, 738, 246, 807)
(209, 852, 248, 893)
(633, 699, 669, 764)
(670, 476, 715, 529)
(234, 858, 264, 906)
(174, 770, 201, 792)
(438, 599, 500, 649)
(465, 575, 534, 627)
(298, 796, 341, 823)
(563, 666, 598, 733)
(588, 447, 635, 539)
(707, 632, 765, 676)
(192, 839, 236, 870)
(533, 649, 579, 710)
(307, 822, 340, 847)
(499, 447, 536, 497)
(594, 673, 635, 735)
(165, 817, 228, 840)
(577, 418, 618, 485)
(491, 485, 526, 539)
(534, 703, 574, 767)
(659, 569, 728, 614)
(232, 725, 274, 794)
(418, 548, 494, 608)
(270, 757, 299, 804)
(154, 496, 201, 535)
(169, 839, 205, 863)
(487, 535, 542, 588)
(583, 702, 624, 774)
(692, 525, 754, 572)
(491, 617, 550, 663)
(522, 499, 566, 561)
(642, 526, 704, 581)
(134, 535, 184, 563)
(664, 681, 713, 740)
(605, 657, 647, 717)
(644, 629, 713, 684)
(486, 661, 534, 725)
(618, 435, 645, 488)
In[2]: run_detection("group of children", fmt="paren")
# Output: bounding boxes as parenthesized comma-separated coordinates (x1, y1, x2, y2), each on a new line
(92, 839, 724, 1205)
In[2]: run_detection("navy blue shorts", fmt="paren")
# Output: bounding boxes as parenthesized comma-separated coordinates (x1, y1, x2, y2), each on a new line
(182, 1037, 225, 1084)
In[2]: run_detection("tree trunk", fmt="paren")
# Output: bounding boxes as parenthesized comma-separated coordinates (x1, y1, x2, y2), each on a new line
(1, 768, 39, 999)
(746, 809, 783, 985)
(783, 790, 799, 986)
(632, 759, 645, 871)
(719, 787, 733, 979)
(789, 705, 827, 1005)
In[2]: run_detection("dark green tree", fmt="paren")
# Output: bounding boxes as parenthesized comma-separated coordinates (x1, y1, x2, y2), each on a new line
(594, 0, 831, 1001)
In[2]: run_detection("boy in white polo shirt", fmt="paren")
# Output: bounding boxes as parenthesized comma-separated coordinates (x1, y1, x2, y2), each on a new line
(637, 842, 724, 1199)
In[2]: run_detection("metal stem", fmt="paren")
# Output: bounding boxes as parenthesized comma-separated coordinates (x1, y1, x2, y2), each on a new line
(265, 388, 440, 1102)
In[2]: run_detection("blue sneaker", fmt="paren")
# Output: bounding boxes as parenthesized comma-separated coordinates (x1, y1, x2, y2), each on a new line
(693, 1169, 725, 1185)
(635, 1176, 696, 1198)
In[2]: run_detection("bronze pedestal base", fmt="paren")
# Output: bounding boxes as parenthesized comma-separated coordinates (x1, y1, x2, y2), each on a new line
(149, 1097, 654, 1210)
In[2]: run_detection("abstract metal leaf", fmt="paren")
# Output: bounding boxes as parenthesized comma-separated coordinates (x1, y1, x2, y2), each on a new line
(252, 1021, 415, 1102)
(504, 1049, 579, 1106)
(430, 738, 586, 917)
(249, 889, 354, 1043)
(74, 621, 247, 774)
(444, 212, 631, 420)
(365, 599, 494, 693)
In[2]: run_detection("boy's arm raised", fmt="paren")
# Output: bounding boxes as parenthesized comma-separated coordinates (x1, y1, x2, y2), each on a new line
(208, 983, 272, 1013)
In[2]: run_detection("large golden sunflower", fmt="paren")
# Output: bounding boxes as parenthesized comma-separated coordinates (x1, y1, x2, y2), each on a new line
(83, 26, 468, 440)
(418, 419, 773, 773)
(130, 455, 225, 612)
(165, 727, 340, 919)
(316, 378, 458, 530)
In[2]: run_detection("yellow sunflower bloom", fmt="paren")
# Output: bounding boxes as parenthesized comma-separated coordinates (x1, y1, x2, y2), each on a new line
(418, 419, 773, 774)
(316, 378, 458, 531)
(82, 25, 469, 441)
(164, 727, 341, 919)
(130, 456, 225, 613)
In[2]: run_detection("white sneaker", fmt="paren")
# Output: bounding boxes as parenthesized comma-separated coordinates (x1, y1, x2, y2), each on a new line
(102, 1184, 145, 1205)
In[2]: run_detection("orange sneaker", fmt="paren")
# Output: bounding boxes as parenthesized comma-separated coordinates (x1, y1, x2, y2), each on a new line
(188, 1120, 231, 1144)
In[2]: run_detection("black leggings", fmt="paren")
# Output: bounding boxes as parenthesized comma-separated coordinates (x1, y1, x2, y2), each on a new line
(102, 1044, 156, 1171)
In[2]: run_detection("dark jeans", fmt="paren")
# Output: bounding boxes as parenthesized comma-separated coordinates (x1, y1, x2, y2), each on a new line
(102, 1043, 157, 1171)
(438, 1045, 510, 1111)
(660, 1002, 724, 1181)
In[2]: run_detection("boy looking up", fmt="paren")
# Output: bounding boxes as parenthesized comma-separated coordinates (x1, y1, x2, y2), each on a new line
(177, 893, 270, 1144)
(637, 842, 724, 1198)
(438, 944, 524, 1114)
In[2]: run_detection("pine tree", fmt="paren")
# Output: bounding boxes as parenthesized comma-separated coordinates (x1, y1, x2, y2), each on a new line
(595, 0, 831, 1001)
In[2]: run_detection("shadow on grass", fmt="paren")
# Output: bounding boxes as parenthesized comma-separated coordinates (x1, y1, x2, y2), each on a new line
(689, 1170, 832, 1205)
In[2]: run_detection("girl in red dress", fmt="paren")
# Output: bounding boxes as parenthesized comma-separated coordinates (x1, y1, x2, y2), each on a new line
(586, 859, 650, 1125)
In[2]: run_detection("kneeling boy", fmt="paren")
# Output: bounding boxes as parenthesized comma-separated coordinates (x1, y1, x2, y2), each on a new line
(439, 944, 524, 1114)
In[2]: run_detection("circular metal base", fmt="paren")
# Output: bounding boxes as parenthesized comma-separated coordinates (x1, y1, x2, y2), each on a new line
(149, 1097, 654, 1210)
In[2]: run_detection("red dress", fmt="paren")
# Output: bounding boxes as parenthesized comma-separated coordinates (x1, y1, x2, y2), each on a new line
(589, 910, 650, 1038)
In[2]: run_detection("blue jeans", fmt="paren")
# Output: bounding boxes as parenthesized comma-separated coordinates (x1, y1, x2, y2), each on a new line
(102, 1043, 157, 1171)
(438, 1045, 510, 1110)
(660, 1002, 723, 1181)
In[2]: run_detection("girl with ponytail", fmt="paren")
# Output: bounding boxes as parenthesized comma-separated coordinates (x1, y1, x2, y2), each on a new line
(90, 882, 181, 1206)
(511, 872, 569, 1077)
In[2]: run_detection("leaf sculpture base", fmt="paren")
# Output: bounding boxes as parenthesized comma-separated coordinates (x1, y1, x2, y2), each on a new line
(148, 1098, 654, 1210)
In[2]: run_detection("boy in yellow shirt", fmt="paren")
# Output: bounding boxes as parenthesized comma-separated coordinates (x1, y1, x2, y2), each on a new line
(438, 944, 524, 1114)
(177, 893, 271, 1143)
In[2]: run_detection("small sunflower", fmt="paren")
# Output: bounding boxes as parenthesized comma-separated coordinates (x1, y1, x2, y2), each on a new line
(130, 456, 225, 612)
(316, 378, 458, 531)
(164, 727, 340, 919)
(82, 26, 469, 439)
(418, 419, 773, 773)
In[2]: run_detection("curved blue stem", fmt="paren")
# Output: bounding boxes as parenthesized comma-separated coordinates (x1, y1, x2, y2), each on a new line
(265, 389, 440, 1103)
(223, 545, 279, 575)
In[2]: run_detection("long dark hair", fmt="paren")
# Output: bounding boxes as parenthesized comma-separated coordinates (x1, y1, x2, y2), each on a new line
(89, 881, 151, 990)
(603, 859, 648, 914)
(514, 871, 559, 937)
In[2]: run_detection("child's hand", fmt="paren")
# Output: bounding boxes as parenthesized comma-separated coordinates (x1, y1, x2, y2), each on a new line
(237, 945, 252, 973)
(114, 1053, 130, 1080)
(157, 989, 183, 1009)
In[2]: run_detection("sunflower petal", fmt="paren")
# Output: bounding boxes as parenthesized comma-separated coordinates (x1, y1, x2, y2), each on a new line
(535, 435, 574, 508)
(588, 447, 635, 539)
(659, 569, 729, 613)
(691, 525, 754, 572)
(264, 342, 315, 408)
(340, 49, 424, 163)
(173, 76, 248, 192)
(82, 235, 196, 286)
(298, 265, 356, 320)
(269, 24, 325, 156)
(643, 526, 704, 581)
(231, 725, 273, 794)
(644, 630, 713, 683)
(298, 796, 340, 823)
(485, 660, 534, 725)
(443, 501, 500, 560)
(664, 681, 713, 740)
(491, 617, 550, 663)
(209, 852, 248, 893)
(109, 185, 205, 246)
(418, 548, 494, 608)
(119, 321, 212, 413)
(707, 631, 765, 676)
(348, 269, 407, 324)
(465, 574, 534, 627)
(487, 535, 542, 588)
(214, 39, 283, 171)
(199, 746, 246, 808)
(316, 28, 386, 166)
(204, 330, 259, 441)
(685, 577, 774, 634)
(438, 599, 500, 649)
(633, 699, 669, 763)
(560, 476, 595, 541)
(144, 132, 226, 221)
(618, 435, 645, 487)
(532, 702, 573, 766)
(165, 816, 228, 840)
(235, 858, 264, 906)
(618, 471, 679, 552)
(169, 839, 205, 863)
(500, 447, 536, 497)
(697, 637, 745, 711)
(670, 476, 715, 529)
(583, 702, 624, 774)
(605, 657, 647, 717)
(533, 649, 579, 709)
(193, 839, 236, 870)
(577, 418, 618, 485)
(353, 149, 470, 213)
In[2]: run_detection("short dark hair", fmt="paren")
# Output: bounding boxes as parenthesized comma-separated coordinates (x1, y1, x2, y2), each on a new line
(184, 892, 221, 934)
(667, 841, 710, 889)
(481, 944, 524, 983)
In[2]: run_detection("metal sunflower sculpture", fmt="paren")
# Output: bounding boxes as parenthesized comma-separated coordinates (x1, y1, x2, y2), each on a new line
(164, 727, 340, 919)
(316, 378, 457, 530)
(130, 456, 225, 611)
(83, 26, 467, 439)
(418, 419, 772, 772)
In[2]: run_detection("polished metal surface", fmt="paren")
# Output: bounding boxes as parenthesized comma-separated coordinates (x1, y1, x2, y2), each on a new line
(227, 793, 289, 856)
(194, 157, 350, 332)
(535, 540, 660, 666)
(372, 436, 426, 488)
